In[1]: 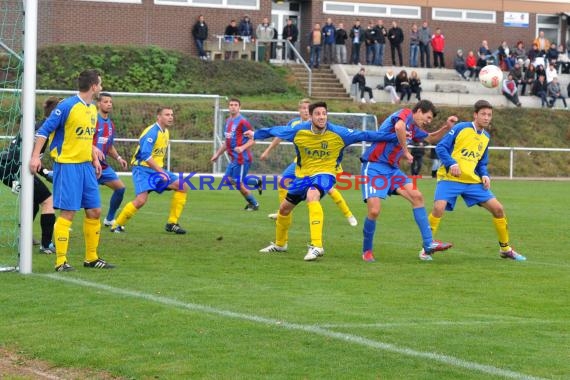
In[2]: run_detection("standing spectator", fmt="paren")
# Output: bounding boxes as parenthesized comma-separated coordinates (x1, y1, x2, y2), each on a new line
(410, 141, 425, 176)
(334, 22, 348, 64)
(349, 20, 363, 64)
(238, 14, 254, 42)
(431, 28, 445, 68)
(321, 18, 335, 64)
(308, 23, 322, 69)
(282, 18, 299, 61)
(547, 77, 567, 109)
(383, 69, 400, 104)
(256, 17, 274, 62)
(466, 50, 479, 79)
(419, 21, 432, 68)
(191, 15, 208, 61)
(409, 70, 422, 100)
(430, 147, 440, 178)
(30, 69, 115, 271)
(373, 19, 387, 66)
(387, 20, 404, 66)
(364, 21, 377, 65)
(270, 25, 279, 59)
(352, 67, 376, 103)
(533, 31, 550, 56)
(409, 23, 420, 67)
(224, 19, 239, 60)
(454, 49, 469, 80)
(532, 75, 549, 107)
(396, 69, 412, 102)
(522, 63, 536, 95)
(502, 73, 522, 107)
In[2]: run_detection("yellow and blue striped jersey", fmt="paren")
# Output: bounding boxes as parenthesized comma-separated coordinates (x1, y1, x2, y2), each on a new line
(132, 123, 169, 168)
(436, 122, 490, 183)
(36, 95, 97, 163)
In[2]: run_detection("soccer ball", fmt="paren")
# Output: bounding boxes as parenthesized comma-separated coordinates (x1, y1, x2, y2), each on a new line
(479, 65, 503, 89)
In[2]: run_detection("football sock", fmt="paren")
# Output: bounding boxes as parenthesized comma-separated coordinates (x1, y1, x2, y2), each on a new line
(329, 188, 352, 218)
(493, 217, 511, 252)
(275, 211, 292, 247)
(362, 217, 376, 253)
(40, 213, 55, 247)
(245, 193, 258, 206)
(54, 217, 72, 267)
(278, 186, 288, 204)
(413, 207, 433, 250)
(83, 217, 101, 263)
(106, 187, 125, 221)
(307, 201, 324, 247)
(168, 191, 187, 224)
(115, 201, 138, 227)
(428, 213, 441, 236)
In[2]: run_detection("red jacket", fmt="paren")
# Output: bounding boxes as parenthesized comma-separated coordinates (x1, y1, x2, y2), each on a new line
(466, 55, 477, 68)
(431, 34, 445, 53)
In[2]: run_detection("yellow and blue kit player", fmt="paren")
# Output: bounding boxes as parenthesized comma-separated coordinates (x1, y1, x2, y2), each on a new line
(429, 99, 526, 261)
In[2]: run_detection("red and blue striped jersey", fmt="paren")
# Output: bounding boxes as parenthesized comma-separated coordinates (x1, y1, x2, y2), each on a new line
(93, 114, 115, 168)
(361, 108, 428, 167)
(224, 114, 253, 164)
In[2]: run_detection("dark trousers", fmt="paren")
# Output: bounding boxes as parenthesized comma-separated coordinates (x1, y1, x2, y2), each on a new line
(433, 51, 445, 68)
(360, 85, 373, 100)
(390, 43, 403, 66)
(419, 43, 431, 67)
(351, 43, 361, 64)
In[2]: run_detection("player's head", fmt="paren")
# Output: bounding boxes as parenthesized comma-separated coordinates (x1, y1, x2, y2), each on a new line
(228, 98, 241, 117)
(77, 69, 102, 97)
(43, 96, 61, 118)
(412, 100, 438, 129)
(298, 98, 311, 121)
(473, 100, 493, 129)
(309, 101, 327, 131)
(97, 92, 113, 116)
(156, 106, 174, 128)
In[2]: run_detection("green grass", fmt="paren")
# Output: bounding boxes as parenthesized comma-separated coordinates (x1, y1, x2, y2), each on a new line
(1, 178, 569, 379)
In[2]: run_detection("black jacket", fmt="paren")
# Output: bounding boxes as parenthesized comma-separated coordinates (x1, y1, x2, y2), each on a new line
(192, 21, 208, 40)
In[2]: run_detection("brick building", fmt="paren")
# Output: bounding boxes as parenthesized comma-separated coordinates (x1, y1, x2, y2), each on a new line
(34, 0, 570, 66)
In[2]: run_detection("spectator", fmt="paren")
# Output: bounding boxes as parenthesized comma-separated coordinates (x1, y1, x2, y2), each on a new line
(256, 17, 274, 62)
(334, 22, 348, 64)
(509, 62, 525, 94)
(410, 141, 425, 176)
(454, 49, 469, 80)
(373, 19, 387, 66)
(466, 50, 479, 79)
(545, 63, 558, 84)
(496, 40, 510, 70)
(308, 23, 322, 69)
(409, 23, 420, 67)
(387, 20, 404, 66)
(478, 40, 494, 65)
(431, 28, 445, 68)
(352, 67, 376, 103)
(430, 148, 440, 178)
(476, 51, 488, 74)
(522, 63, 536, 95)
(349, 20, 363, 64)
(224, 19, 239, 60)
(270, 25, 279, 60)
(409, 70, 422, 100)
(282, 18, 299, 61)
(383, 69, 400, 104)
(532, 75, 549, 107)
(527, 43, 541, 64)
(395, 69, 412, 102)
(238, 15, 254, 42)
(535, 63, 546, 79)
(547, 77, 567, 109)
(364, 21, 377, 65)
(321, 18, 335, 64)
(191, 15, 208, 61)
(502, 73, 522, 107)
(504, 51, 517, 71)
(533, 31, 550, 56)
(545, 42, 558, 66)
(513, 41, 527, 61)
(419, 21, 432, 68)
(556, 45, 570, 74)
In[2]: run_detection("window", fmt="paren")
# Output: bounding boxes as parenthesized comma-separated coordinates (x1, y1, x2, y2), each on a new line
(75, 0, 142, 3)
(154, 0, 258, 10)
(433, 8, 496, 23)
(536, 14, 561, 44)
(323, 2, 420, 19)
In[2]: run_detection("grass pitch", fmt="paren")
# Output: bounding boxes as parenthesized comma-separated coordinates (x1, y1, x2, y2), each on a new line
(1, 178, 568, 379)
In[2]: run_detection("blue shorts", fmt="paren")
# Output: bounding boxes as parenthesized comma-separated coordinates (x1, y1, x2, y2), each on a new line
(281, 162, 297, 180)
(132, 166, 179, 195)
(224, 162, 251, 184)
(434, 180, 495, 211)
(52, 162, 101, 211)
(286, 174, 335, 205)
(97, 166, 119, 185)
(361, 162, 411, 201)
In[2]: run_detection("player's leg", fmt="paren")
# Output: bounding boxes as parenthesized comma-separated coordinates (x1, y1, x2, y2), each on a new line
(269, 163, 296, 219)
(362, 197, 381, 262)
(165, 173, 189, 234)
(34, 176, 55, 254)
(111, 166, 153, 232)
(327, 187, 357, 226)
(99, 167, 126, 225)
(259, 193, 296, 253)
(305, 185, 325, 261)
(480, 197, 526, 261)
(429, 180, 461, 236)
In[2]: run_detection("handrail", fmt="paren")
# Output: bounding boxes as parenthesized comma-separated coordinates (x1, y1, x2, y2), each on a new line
(282, 39, 312, 97)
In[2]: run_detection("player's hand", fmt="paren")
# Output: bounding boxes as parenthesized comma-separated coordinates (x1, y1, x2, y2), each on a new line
(449, 164, 461, 177)
(234, 146, 244, 154)
(210, 155, 218, 163)
(482, 175, 491, 189)
(445, 115, 458, 129)
(29, 156, 42, 174)
(93, 160, 102, 178)
(404, 151, 413, 164)
(118, 157, 128, 170)
(243, 130, 254, 139)
(260, 150, 270, 161)
(92, 146, 104, 161)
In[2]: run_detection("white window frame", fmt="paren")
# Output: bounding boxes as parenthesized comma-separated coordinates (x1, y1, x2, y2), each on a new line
(154, 0, 259, 9)
(75, 0, 142, 3)
(323, 1, 420, 19)
(536, 13, 561, 44)
(432, 7, 496, 24)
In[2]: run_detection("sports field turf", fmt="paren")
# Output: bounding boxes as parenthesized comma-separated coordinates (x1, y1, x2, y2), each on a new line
(1, 178, 568, 379)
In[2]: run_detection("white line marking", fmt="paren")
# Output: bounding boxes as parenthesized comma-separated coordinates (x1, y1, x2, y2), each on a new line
(317, 320, 564, 329)
(44, 274, 546, 380)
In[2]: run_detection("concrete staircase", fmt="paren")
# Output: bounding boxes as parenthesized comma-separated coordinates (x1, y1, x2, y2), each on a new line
(289, 64, 351, 100)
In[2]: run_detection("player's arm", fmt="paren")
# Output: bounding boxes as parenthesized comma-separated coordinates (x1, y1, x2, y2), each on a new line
(260, 138, 282, 160)
(246, 125, 296, 141)
(394, 120, 413, 164)
(424, 115, 458, 144)
(475, 147, 490, 188)
(145, 156, 164, 173)
(108, 145, 128, 170)
(435, 127, 460, 177)
(30, 107, 63, 174)
(234, 121, 255, 154)
(210, 144, 226, 162)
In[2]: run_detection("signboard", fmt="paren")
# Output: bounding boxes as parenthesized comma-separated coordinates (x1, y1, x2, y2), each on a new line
(504, 12, 529, 27)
